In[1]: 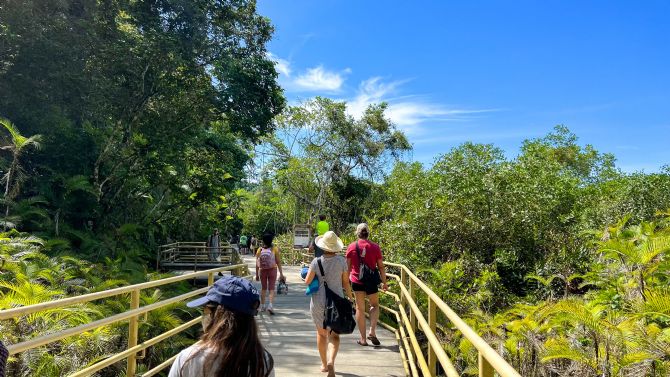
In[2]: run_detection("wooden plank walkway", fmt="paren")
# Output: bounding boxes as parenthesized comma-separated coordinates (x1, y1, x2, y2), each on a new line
(243, 255, 406, 377)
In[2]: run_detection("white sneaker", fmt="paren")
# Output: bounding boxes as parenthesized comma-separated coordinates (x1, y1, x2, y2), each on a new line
(267, 303, 274, 315)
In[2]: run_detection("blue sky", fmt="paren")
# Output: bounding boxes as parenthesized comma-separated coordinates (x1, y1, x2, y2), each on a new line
(257, 1, 669, 172)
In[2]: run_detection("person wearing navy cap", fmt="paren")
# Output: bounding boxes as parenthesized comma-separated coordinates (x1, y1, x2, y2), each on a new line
(168, 276, 274, 377)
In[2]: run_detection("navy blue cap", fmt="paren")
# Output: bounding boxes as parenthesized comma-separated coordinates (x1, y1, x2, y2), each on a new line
(187, 276, 260, 316)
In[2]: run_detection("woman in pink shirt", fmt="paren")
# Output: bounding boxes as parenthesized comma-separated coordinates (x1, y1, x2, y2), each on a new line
(345, 223, 388, 346)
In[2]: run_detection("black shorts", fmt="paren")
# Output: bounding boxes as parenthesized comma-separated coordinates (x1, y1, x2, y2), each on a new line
(352, 281, 378, 295)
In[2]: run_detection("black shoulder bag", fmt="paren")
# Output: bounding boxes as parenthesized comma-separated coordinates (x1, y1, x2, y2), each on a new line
(356, 242, 381, 287)
(317, 257, 356, 334)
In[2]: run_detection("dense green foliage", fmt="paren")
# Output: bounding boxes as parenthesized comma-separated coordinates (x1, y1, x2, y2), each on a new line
(369, 127, 670, 375)
(0, 231, 197, 376)
(0, 0, 284, 268)
(0, 0, 281, 375)
(243, 124, 670, 376)
(2, 1, 670, 375)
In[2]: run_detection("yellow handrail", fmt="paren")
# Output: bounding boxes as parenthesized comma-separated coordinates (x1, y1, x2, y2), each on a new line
(2, 254, 522, 377)
(1, 263, 247, 376)
(385, 262, 521, 377)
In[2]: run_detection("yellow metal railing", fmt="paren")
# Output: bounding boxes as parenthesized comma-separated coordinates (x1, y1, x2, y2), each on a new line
(0, 263, 248, 377)
(2, 255, 521, 377)
(378, 262, 522, 377)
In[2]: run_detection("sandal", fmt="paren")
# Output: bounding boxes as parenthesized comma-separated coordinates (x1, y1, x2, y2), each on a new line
(356, 339, 368, 346)
(367, 335, 381, 346)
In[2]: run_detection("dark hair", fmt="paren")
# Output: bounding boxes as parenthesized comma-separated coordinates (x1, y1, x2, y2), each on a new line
(319, 214, 326, 221)
(261, 233, 274, 248)
(182, 305, 273, 377)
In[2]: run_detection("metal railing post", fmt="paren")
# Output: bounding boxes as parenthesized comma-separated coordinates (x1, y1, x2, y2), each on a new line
(208, 272, 214, 286)
(194, 245, 198, 272)
(428, 298, 437, 375)
(127, 288, 141, 376)
(479, 352, 494, 377)
(409, 278, 416, 331)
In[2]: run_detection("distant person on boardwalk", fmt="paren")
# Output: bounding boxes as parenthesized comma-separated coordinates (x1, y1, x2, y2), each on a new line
(304, 231, 353, 377)
(240, 234, 248, 254)
(207, 229, 221, 261)
(251, 234, 258, 251)
(255, 233, 284, 314)
(346, 223, 388, 346)
(316, 214, 330, 236)
(168, 276, 274, 377)
(246, 234, 253, 255)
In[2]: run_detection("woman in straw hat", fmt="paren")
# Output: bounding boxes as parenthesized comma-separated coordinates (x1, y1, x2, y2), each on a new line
(304, 231, 353, 377)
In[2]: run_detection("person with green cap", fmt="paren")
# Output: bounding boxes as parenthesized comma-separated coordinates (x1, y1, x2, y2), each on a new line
(315, 214, 329, 236)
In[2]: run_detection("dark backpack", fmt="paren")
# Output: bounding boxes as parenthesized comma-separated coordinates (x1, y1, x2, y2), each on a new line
(317, 258, 356, 335)
(356, 241, 381, 287)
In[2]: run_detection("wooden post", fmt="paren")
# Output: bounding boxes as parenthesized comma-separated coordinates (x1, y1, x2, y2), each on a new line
(479, 352, 494, 377)
(428, 298, 437, 375)
(208, 272, 214, 286)
(127, 289, 141, 376)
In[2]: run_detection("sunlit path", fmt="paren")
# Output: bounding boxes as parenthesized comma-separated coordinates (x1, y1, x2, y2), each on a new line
(243, 255, 406, 377)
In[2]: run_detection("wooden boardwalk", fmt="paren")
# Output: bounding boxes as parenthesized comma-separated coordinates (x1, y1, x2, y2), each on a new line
(243, 255, 406, 377)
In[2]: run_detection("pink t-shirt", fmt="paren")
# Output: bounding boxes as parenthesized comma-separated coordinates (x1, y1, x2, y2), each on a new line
(345, 240, 382, 284)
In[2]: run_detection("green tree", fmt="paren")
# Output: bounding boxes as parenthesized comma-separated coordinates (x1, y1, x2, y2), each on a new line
(0, 117, 41, 219)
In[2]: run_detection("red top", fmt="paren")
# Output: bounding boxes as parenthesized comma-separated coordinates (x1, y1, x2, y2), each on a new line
(345, 239, 383, 284)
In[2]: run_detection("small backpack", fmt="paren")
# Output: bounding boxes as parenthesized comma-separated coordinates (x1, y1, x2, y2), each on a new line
(258, 247, 277, 269)
(356, 242, 381, 287)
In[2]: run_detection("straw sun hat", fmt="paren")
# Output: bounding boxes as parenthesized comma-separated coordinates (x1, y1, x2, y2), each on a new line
(315, 231, 344, 253)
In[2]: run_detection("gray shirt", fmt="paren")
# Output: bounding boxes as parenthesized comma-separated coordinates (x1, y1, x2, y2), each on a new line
(309, 255, 347, 328)
(208, 234, 220, 248)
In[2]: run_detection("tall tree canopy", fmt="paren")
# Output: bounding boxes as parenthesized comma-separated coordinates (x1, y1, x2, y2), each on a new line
(0, 0, 284, 264)
(243, 97, 411, 234)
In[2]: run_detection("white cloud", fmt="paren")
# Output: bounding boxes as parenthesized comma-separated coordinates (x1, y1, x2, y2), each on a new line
(269, 52, 348, 92)
(347, 77, 496, 135)
(268, 53, 291, 77)
(293, 65, 347, 92)
(267, 55, 495, 135)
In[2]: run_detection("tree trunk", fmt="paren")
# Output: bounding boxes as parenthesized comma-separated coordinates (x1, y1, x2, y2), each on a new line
(3, 165, 11, 226)
(55, 209, 60, 236)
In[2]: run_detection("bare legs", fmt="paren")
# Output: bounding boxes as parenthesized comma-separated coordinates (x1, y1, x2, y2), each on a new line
(260, 289, 267, 309)
(316, 327, 340, 375)
(368, 293, 379, 338)
(354, 291, 380, 343)
(354, 291, 368, 344)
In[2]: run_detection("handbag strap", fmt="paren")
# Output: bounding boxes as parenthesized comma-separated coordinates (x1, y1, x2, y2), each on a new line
(317, 257, 330, 330)
(317, 257, 328, 289)
(356, 241, 368, 269)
